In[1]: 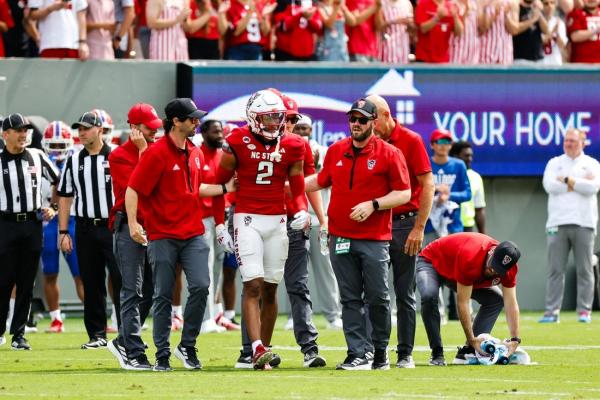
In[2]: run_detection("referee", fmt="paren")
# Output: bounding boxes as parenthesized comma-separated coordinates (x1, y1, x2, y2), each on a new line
(0, 113, 59, 350)
(57, 111, 122, 349)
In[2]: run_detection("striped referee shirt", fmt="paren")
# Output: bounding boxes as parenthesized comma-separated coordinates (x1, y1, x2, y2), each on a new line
(57, 144, 114, 219)
(0, 148, 60, 213)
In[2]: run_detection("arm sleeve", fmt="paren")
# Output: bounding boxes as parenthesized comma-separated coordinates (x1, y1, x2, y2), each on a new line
(288, 172, 307, 213)
(57, 156, 74, 197)
(40, 151, 60, 185)
(573, 158, 600, 195)
(449, 160, 472, 203)
(128, 148, 164, 197)
(542, 157, 567, 194)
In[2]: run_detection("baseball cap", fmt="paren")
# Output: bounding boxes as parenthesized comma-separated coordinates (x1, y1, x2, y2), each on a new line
(347, 98, 377, 119)
(430, 129, 453, 143)
(72, 111, 102, 129)
(281, 94, 299, 116)
(2, 113, 34, 131)
(296, 115, 312, 126)
(489, 241, 521, 276)
(165, 98, 207, 121)
(128, 103, 163, 130)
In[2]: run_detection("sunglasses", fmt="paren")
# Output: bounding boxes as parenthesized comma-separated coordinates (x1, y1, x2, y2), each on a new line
(348, 116, 372, 124)
(286, 116, 300, 124)
(434, 139, 452, 145)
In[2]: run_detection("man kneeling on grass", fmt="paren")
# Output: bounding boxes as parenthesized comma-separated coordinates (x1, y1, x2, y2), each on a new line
(416, 232, 523, 366)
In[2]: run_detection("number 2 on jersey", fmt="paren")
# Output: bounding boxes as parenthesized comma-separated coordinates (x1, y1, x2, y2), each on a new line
(256, 160, 274, 185)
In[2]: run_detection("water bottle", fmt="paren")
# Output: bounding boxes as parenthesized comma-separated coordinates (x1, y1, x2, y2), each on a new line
(319, 228, 329, 256)
(481, 339, 496, 355)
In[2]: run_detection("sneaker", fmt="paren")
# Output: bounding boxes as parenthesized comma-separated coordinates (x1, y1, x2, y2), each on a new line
(326, 318, 343, 330)
(200, 318, 226, 334)
(453, 345, 475, 365)
(11, 336, 31, 350)
(107, 338, 129, 369)
(578, 311, 592, 323)
(24, 323, 38, 334)
(429, 355, 446, 366)
(269, 351, 281, 368)
(538, 313, 559, 323)
(303, 350, 327, 368)
(335, 356, 370, 371)
(234, 351, 253, 369)
(153, 356, 172, 372)
(46, 319, 64, 333)
(171, 315, 184, 331)
(364, 351, 374, 365)
(81, 337, 107, 349)
(215, 313, 241, 331)
(252, 344, 273, 370)
(371, 350, 390, 370)
(0, 336, 5, 346)
(125, 354, 152, 371)
(284, 318, 294, 331)
(396, 354, 415, 369)
(174, 344, 202, 370)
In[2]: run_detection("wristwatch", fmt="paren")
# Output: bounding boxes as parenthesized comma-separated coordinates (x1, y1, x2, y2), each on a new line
(509, 337, 521, 344)
(563, 176, 569, 184)
(372, 199, 380, 211)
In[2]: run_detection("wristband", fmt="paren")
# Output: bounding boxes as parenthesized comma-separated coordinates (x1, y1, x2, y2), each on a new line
(78, 39, 86, 43)
(114, 35, 122, 41)
(372, 199, 380, 211)
(563, 176, 568, 184)
(59, 230, 69, 234)
(510, 337, 521, 344)
(51, 203, 58, 211)
(222, 184, 228, 194)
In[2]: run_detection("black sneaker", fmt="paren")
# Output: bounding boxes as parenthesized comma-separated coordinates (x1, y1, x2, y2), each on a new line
(371, 349, 390, 370)
(11, 336, 31, 350)
(107, 338, 129, 369)
(81, 337, 107, 349)
(153, 356, 172, 372)
(429, 354, 447, 366)
(364, 351, 374, 365)
(174, 344, 201, 370)
(453, 345, 475, 365)
(234, 351, 253, 369)
(303, 350, 326, 368)
(269, 351, 281, 368)
(396, 354, 415, 368)
(335, 356, 370, 370)
(125, 354, 152, 371)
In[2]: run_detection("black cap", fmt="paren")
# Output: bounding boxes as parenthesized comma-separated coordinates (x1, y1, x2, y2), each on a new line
(346, 98, 377, 119)
(72, 111, 102, 129)
(2, 113, 34, 131)
(490, 241, 521, 276)
(165, 98, 207, 121)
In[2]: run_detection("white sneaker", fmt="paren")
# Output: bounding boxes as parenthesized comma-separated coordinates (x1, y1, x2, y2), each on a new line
(284, 318, 294, 331)
(200, 319, 226, 333)
(0, 336, 5, 346)
(25, 325, 38, 334)
(326, 318, 343, 330)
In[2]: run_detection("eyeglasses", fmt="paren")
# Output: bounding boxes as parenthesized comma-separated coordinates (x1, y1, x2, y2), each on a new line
(348, 116, 372, 124)
(434, 139, 452, 145)
(286, 116, 300, 124)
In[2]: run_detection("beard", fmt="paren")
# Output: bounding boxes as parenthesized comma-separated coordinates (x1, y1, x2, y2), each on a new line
(351, 125, 373, 143)
(206, 137, 223, 148)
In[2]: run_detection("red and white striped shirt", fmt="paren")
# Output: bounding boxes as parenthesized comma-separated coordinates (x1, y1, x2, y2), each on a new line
(378, 0, 413, 63)
(149, 0, 189, 61)
(479, 0, 513, 65)
(449, 0, 479, 64)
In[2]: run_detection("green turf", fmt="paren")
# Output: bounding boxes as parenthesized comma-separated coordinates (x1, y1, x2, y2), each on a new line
(1, 312, 599, 399)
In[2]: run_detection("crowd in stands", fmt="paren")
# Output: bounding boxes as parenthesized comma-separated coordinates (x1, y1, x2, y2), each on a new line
(0, 0, 599, 63)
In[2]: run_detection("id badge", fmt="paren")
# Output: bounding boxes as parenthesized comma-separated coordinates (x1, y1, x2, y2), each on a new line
(546, 226, 558, 236)
(335, 237, 351, 254)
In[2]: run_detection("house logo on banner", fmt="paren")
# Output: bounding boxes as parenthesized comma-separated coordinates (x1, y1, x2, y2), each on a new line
(365, 70, 421, 125)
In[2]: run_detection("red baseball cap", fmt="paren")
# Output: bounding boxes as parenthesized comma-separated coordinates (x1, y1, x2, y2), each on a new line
(128, 103, 163, 130)
(430, 129, 453, 143)
(281, 94, 300, 116)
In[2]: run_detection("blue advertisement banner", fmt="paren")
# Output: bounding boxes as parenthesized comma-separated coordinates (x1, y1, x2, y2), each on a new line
(186, 64, 599, 177)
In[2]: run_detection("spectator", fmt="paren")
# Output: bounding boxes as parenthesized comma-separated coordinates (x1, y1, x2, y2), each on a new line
(0, 0, 14, 58)
(273, 0, 322, 61)
(29, 0, 90, 60)
(479, 0, 518, 64)
(375, 0, 413, 63)
(4, 0, 37, 57)
(135, 0, 151, 58)
(187, 0, 221, 59)
(415, 0, 463, 63)
(346, 0, 381, 62)
(112, 0, 135, 58)
(566, 0, 600, 63)
(147, 0, 190, 60)
(316, 0, 354, 61)
(449, 0, 479, 64)
(541, 0, 568, 64)
(539, 129, 600, 324)
(86, 0, 116, 59)
(513, 0, 549, 63)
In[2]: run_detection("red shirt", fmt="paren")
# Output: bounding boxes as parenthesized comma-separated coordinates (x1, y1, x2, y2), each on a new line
(274, 4, 322, 57)
(199, 143, 224, 223)
(387, 120, 431, 215)
(221, 126, 305, 215)
(346, 0, 378, 57)
(420, 232, 518, 288)
(108, 139, 147, 230)
(135, 0, 147, 27)
(317, 135, 410, 240)
(0, 0, 15, 57)
(128, 134, 205, 241)
(285, 138, 316, 217)
(567, 7, 600, 63)
(415, 0, 456, 63)
(187, 0, 220, 40)
(225, 0, 268, 48)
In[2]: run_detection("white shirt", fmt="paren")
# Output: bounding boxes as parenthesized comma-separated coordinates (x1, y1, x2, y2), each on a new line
(542, 15, 567, 66)
(543, 152, 600, 232)
(29, 0, 88, 51)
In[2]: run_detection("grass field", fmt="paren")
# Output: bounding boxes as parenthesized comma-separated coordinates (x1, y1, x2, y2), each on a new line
(1, 312, 599, 399)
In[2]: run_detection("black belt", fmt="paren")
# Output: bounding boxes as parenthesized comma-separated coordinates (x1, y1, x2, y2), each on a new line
(76, 217, 108, 227)
(0, 211, 38, 222)
(392, 211, 417, 220)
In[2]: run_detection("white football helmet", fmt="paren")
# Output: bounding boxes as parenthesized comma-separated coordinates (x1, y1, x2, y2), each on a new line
(43, 121, 74, 161)
(246, 89, 287, 140)
(92, 109, 114, 144)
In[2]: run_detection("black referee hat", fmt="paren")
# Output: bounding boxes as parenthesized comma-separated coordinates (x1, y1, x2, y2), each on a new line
(2, 113, 34, 131)
(72, 112, 102, 129)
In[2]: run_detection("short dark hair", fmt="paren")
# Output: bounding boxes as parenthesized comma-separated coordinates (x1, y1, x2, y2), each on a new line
(200, 119, 221, 134)
(163, 118, 174, 134)
(450, 140, 472, 158)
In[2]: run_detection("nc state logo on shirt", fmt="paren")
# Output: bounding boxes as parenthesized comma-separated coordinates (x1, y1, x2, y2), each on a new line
(244, 215, 252, 226)
(492, 277, 501, 286)
(367, 159, 376, 170)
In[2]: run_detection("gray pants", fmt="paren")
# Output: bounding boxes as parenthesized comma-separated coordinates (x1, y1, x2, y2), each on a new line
(202, 216, 224, 321)
(113, 222, 153, 358)
(416, 257, 504, 357)
(330, 236, 391, 358)
(148, 236, 210, 359)
(545, 224, 595, 314)
(307, 225, 341, 322)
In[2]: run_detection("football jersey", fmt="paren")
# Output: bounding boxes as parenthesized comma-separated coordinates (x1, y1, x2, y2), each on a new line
(567, 7, 600, 63)
(226, 0, 268, 48)
(223, 126, 305, 215)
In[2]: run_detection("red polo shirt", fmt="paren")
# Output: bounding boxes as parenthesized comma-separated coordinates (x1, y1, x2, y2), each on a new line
(274, 4, 322, 57)
(567, 7, 600, 63)
(387, 120, 431, 215)
(285, 139, 316, 217)
(199, 143, 225, 224)
(346, 0, 378, 57)
(420, 232, 518, 288)
(128, 134, 205, 241)
(317, 134, 410, 240)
